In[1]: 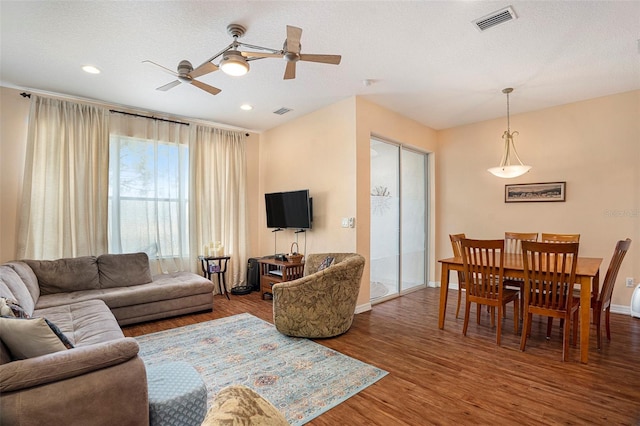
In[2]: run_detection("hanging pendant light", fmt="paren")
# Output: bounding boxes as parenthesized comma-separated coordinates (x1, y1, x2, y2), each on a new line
(487, 88, 532, 178)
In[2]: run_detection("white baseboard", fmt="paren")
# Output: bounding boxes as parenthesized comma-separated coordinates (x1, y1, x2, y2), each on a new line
(355, 302, 372, 314)
(611, 304, 630, 315)
(429, 281, 461, 290)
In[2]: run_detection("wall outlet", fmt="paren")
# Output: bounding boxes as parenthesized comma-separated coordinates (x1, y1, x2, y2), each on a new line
(626, 277, 635, 287)
(341, 218, 349, 228)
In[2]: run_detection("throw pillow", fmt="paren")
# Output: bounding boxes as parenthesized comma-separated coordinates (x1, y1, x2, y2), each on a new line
(317, 256, 335, 272)
(0, 316, 73, 359)
(0, 297, 31, 318)
(0, 297, 13, 317)
(44, 318, 75, 349)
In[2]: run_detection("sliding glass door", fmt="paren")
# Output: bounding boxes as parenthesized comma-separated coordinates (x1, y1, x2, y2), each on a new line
(370, 138, 427, 302)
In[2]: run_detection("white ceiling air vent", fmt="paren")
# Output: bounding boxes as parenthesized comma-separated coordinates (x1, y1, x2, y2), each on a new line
(473, 6, 518, 31)
(273, 107, 292, 115)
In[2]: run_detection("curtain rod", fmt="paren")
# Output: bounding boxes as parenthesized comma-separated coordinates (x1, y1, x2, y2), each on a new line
(20, 92, 250, 136)
(109, 109, 189, 126)
(21, 91, 187, 125)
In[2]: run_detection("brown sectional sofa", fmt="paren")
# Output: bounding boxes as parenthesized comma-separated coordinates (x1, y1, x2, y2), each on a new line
(0, 252, 214, 426)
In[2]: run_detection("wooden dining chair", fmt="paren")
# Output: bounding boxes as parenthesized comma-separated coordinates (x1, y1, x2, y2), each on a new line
(590, 238, 632, 349)
(520, 241, 580, 361)
(461, 238, 519, 346)
(540, 233, 581, 338)
(503, 232, 538, 318)
(449, 233, 466, 319)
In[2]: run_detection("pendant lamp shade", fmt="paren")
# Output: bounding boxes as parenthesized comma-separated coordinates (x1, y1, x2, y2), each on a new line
(488, 88, 531, 178)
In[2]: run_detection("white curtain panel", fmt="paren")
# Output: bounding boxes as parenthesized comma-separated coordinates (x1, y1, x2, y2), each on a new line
(190, 125, 249, 290)
(108, 113, 191, 274)
(18, 96, 109, 260)
(18, 95, 248, 290)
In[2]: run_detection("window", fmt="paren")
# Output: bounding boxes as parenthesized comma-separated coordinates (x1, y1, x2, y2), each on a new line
(108, 135, 189, 259)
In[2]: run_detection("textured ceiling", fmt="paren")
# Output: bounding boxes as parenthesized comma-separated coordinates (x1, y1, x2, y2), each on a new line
(1, 1, 638, 132)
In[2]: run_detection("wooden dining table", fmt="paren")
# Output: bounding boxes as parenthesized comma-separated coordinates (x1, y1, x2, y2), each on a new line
(438, 253, 603, 363)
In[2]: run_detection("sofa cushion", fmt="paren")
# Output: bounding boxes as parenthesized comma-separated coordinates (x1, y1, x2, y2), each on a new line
(0, 266, 36, 315)
(0, 340, 11, 365)
(5, 261, 40, 303)
(35, 300, 124, 347)
(0, 317, 70, 359)
(97, 253, 152, 289)
(24, 256, 99, 295)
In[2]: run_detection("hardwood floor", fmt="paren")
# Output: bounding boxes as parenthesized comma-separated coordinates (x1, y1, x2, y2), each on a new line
(123, 288, 640, 425)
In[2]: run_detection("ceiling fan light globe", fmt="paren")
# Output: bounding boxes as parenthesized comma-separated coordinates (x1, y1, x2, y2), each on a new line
(220, 51, 249, 76)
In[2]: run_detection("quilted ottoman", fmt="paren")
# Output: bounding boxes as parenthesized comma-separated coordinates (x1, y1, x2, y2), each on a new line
(146, 361, 207, 426)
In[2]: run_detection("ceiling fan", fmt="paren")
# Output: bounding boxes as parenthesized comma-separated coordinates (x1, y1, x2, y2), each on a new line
(144, 24, 341, 96)
(244, 25, 342, 80)
(143, 59, 221, 95)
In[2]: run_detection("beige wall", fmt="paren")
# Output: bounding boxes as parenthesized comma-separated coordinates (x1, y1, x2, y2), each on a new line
(259, 97, 358, 257)
(259, 96, 437, 308)
(437, 90, 640, 307)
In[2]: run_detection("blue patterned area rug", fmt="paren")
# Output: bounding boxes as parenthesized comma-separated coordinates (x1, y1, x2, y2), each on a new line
(135, 313, 387, 425)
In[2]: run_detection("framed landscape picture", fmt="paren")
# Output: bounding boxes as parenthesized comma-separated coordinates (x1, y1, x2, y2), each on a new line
(505, 182, 566, 203)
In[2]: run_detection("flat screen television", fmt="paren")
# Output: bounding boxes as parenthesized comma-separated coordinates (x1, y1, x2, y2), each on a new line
(265, 190, 312, 229)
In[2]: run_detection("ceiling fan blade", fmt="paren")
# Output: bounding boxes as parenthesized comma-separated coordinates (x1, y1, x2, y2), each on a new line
(191, 79, 222, 95)
(299, 54, 342, 65)
(284, 61, 296, 80)
(189, 62, 218, 79)
(286, 25, 302, 54)
(241, 51, 284, 59)
(143, 60, 178, 77)
(156, 80, 181, 91)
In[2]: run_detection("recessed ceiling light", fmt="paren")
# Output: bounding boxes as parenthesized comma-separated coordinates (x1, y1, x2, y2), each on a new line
(240, 104, 253, 111)
(82, 65, 101, 74)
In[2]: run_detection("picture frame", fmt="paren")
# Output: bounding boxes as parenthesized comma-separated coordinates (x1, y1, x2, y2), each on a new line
(505, 182, 566, 203)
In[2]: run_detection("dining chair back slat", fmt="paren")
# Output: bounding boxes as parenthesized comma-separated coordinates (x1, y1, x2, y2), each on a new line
(520, 241, 580, 361)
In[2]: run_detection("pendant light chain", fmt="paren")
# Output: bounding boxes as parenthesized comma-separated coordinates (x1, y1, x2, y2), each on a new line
(506, 90, 510, 134)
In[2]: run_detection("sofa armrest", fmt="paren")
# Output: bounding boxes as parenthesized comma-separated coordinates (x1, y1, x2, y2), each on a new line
(0, 337, 139, 392)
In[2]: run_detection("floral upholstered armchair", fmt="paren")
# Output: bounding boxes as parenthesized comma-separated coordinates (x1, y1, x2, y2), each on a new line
(272, 253, 365, 338)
